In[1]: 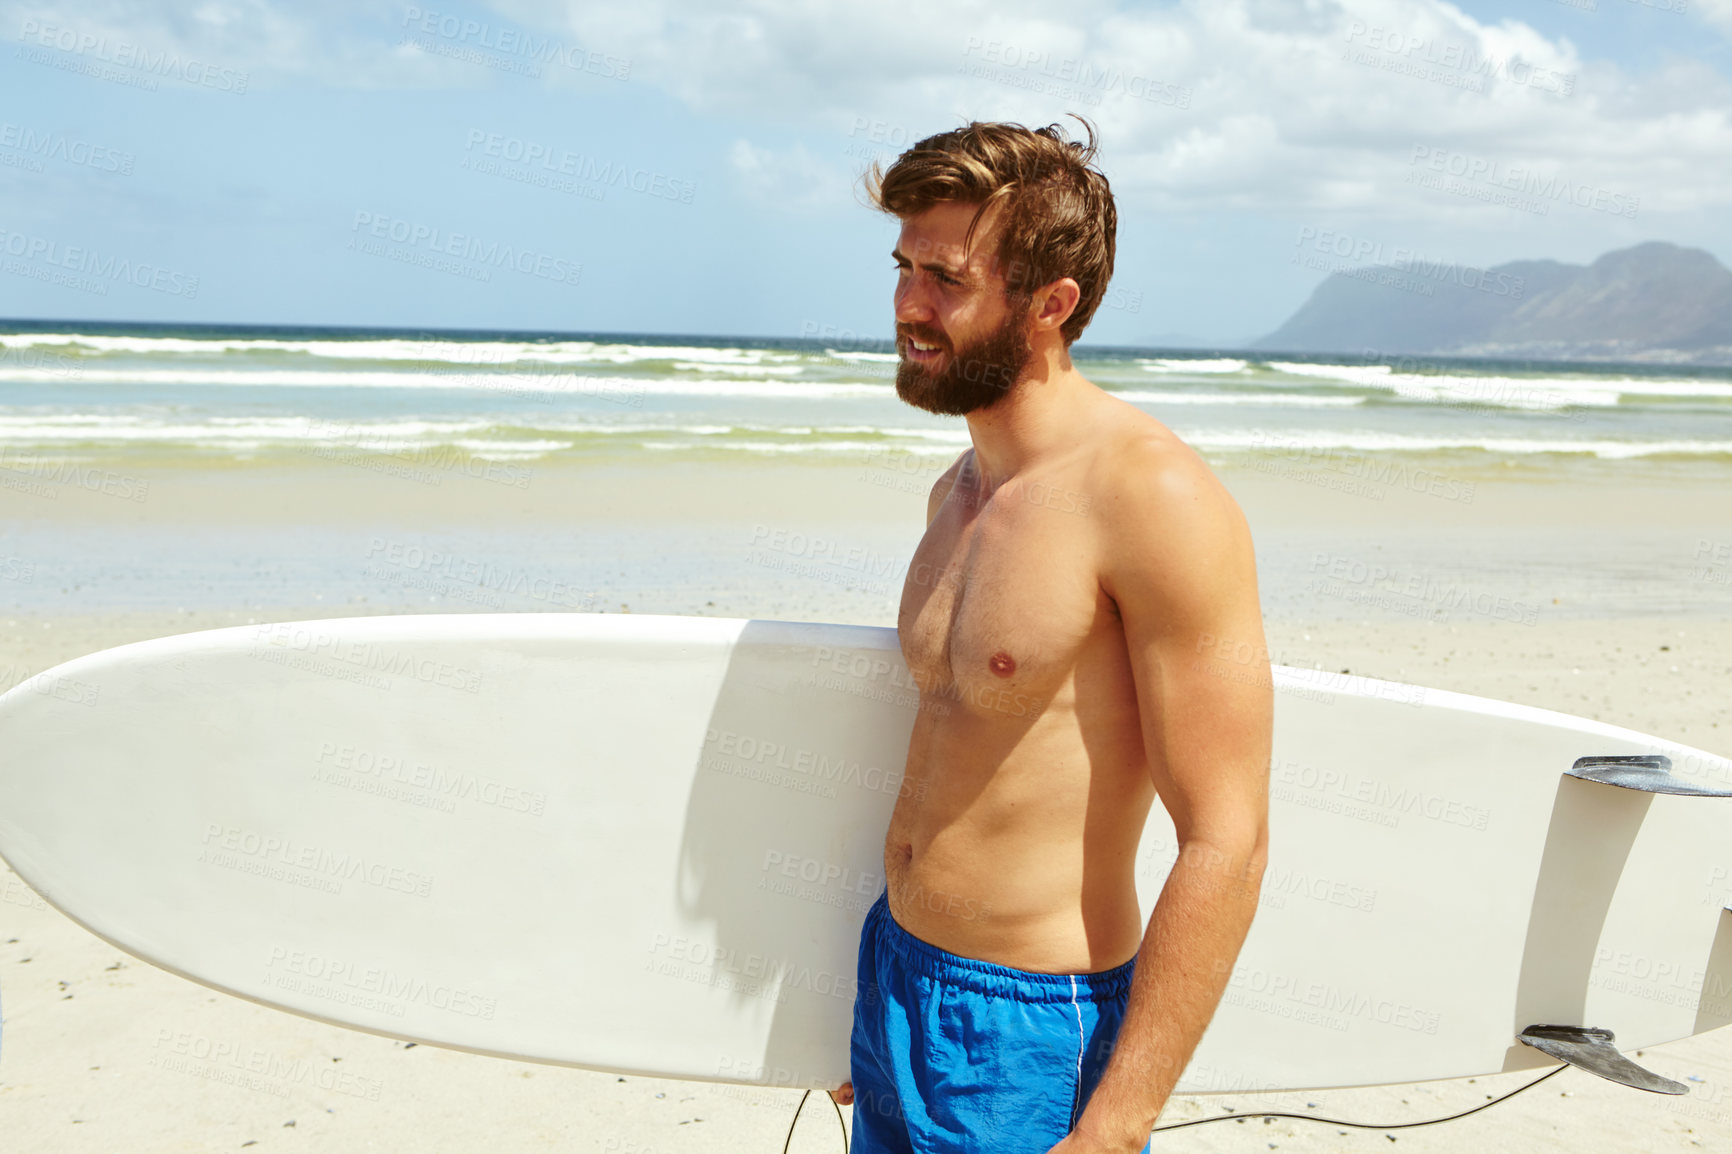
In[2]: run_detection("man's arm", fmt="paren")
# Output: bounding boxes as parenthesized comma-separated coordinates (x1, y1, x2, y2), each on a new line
(1060, 440, 1272, 1152)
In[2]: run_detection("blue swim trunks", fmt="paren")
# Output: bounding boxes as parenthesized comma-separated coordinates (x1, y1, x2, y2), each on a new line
(849, 891, 1152, 1154)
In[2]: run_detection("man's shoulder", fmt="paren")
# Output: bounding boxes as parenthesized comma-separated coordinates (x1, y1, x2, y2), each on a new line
(1086, 406, 1253, 599)
(1088, 410, 1240, 533)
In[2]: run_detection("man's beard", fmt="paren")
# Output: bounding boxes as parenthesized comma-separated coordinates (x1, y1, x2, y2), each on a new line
(894, 305, 1035, 416)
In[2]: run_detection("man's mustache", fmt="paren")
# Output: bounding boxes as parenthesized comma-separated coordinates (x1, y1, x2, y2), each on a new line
(895, 325, 950, 351)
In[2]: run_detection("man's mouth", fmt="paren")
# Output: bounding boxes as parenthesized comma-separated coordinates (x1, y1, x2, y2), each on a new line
(902, 335, 946, 364)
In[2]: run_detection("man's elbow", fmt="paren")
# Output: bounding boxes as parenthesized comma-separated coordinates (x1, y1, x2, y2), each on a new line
(1241, 832, 1270, 896)
(1241, 816, 1270, 883)
(1176, 822, 1268, 895)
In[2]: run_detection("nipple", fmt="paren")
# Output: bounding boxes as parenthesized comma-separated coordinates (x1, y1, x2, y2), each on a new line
(988, 650, 1016, 677)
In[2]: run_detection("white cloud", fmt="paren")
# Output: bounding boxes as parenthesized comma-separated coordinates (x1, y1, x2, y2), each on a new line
(492, 0, 1732, 221)
(7, 0, 338, 82)
(12, 0, 1732, 221)
(1693, 0, 1732, 33)
(727, 139, 858, 212)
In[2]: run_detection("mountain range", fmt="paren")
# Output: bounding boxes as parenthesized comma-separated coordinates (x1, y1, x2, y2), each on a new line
(1252, 241, 1732, 365)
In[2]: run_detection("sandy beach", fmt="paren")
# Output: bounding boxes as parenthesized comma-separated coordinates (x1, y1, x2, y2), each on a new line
(2, 453, 1729, 1152)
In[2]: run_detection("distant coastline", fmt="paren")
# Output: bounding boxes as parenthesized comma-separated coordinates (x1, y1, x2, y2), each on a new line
(1254, 241, 1732, 367)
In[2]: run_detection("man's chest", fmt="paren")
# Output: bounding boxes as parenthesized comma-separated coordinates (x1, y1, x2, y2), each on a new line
(897, 483, 1113, 713)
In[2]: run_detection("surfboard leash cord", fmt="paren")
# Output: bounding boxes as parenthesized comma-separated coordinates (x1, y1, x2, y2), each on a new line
(780, 1065, 1565, 1151)
(781, 1088, 847, 1154)
(1148, 1064, 1565, 1135)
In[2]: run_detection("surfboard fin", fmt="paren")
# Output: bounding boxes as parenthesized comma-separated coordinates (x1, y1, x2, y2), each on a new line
(1567, 755, 1732, 798)
(1517, 1025, 1688, 1094)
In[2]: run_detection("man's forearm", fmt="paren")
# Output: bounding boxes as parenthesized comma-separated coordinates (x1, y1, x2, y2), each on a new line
(1072, 839, 1265, 1150)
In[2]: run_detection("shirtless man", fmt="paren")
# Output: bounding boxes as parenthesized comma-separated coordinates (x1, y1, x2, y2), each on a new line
(830, 121, 1272, 1153)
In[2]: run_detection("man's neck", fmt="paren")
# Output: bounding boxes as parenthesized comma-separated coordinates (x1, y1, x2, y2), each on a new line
(962, 344, 1095, 493)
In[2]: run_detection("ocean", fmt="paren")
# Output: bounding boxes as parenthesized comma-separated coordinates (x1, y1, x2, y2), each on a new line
(2, 321, 1728, 625)
(2, 321, 1731, 479)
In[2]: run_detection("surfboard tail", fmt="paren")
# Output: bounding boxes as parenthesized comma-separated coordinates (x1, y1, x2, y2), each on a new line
(1517, 1024, 1687, 1094)
(1567, 755, 1732, 798)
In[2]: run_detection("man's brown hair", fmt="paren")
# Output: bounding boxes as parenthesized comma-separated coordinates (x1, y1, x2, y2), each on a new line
(866, 118, 1117, 345)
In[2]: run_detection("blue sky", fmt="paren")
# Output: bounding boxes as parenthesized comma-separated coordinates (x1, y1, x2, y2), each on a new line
(6, 0, 1731, 345)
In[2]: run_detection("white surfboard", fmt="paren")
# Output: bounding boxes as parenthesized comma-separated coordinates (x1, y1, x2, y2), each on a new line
(0, 613, 1727, 1094)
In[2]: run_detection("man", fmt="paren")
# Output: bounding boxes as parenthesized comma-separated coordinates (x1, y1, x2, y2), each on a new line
(830, 120, 1273, 1154)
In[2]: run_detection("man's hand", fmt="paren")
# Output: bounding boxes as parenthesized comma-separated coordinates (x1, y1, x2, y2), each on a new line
(828, 1081, 853, 1106)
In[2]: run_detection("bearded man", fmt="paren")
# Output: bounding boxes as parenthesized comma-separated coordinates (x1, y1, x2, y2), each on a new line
(829, 119, 1273, 1154)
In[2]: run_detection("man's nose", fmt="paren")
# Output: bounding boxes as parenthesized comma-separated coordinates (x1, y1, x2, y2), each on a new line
(894, 279, 934, 326)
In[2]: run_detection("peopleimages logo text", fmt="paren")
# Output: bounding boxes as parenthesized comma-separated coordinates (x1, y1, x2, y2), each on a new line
(1293, 227, 1524, 299)
(0, 123, 134, 173)
(350, 212, 581, 286)
(462, 131, 695, 203)
(399, 7, 629, 79)
(0, 227, 197, 297)
(17, 19, 249, 92)
(1408, 147, 1640, 218)
(1342, 22, 1574, 95)
(960, 36, 1192, 107)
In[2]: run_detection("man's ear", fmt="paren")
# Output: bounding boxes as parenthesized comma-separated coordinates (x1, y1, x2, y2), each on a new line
(1031, 278, 1081, 335)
